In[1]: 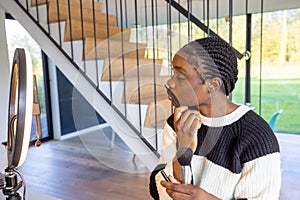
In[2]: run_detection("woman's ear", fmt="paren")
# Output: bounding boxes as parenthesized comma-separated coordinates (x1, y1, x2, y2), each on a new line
(207, 78, 222, 93)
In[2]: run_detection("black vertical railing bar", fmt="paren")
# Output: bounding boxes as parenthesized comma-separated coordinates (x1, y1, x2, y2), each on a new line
(207, 0, 210, 36)
(115, 0, 119, 27)
(150, 0, 157, 150)
(34, 0, 40, 24)
(134, 0, 142, 135)
(55, 0, 62, 47)
(155, 0, 158, 60)
(178, 0, 181, 47)
(168, 0, 172, 62)
(165, 0, 244, 59)
(67, 0, 74, 60)
(154, 0, 159, 150)
(124, 0, 128, 28)
(106, 0, 113, 102)
(245, 0, 251, 105)
(120, 0, 128, 118)
(92, 0, 100, 87)
(190, 0, 193, 39)
(228, 0, 233, 46)
(187, 0, 191, 41)
(144, 0, 148, 59)
(216, 0, 219, 34)
(167, 0, 174, 115)
(45, 0, 50, 35)
(227, 0, 233, 101)
(79, 0, 86, 73)
(24, 0, 29, 12)
(202, 0, 205, 38)
(166, 0, 171, 69)
(259, 0, 264, 115)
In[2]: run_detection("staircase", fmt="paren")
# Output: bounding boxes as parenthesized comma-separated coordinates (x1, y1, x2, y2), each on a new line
(1, 0, 245, 171)
(1, 0, 179, 170)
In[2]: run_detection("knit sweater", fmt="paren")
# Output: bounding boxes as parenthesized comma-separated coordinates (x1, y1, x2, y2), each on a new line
(149, 105, 281, 200)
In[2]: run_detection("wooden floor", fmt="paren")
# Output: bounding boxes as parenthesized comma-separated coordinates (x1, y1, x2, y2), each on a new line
(19, 127, 153, 200)
(18, 128, 300, 200)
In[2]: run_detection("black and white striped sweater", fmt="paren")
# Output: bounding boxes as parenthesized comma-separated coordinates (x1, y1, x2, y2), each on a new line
(149, 105, 281, 200)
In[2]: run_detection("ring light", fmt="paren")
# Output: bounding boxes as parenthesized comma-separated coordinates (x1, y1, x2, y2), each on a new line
(2, 48, 33, 200)
(7, 48, 33, 169)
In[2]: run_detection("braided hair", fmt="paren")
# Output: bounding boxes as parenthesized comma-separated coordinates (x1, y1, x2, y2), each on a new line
(176, 36, 238, 96)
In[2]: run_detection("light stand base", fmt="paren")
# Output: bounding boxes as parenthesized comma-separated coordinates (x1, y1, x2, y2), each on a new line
(2, 169, 23, 200)
(6, 193, 22, 200)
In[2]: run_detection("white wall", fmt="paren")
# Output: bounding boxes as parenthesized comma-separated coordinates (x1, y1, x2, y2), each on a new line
(0, 7, 10, 172)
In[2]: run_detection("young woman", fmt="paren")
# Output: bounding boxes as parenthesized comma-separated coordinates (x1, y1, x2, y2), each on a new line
(149, 37, 281, 200)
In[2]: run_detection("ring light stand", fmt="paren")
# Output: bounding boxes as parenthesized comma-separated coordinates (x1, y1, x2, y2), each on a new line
(1, 48, 33, 200)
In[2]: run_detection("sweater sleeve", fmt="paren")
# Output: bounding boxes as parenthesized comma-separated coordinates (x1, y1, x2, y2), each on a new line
(149, 123, 177, 200)
(233, 111, 282, 200)
(234, 153, 281, 199)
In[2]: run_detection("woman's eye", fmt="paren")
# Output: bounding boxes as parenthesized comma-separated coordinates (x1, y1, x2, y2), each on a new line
(174, 71, 185, 80)
(176, 74, 185, 80)
(171, 68, 186, 80)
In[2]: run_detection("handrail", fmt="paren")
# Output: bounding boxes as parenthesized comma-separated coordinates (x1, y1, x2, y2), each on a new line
(165, 0, 244, 60)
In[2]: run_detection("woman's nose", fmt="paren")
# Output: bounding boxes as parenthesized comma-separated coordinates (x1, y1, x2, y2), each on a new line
(166, 78, 175, 89)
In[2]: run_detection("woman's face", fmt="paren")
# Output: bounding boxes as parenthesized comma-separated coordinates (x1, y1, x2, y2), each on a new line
(166, 54, 209, 108)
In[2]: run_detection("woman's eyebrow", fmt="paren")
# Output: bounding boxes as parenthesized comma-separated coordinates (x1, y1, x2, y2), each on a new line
(173, 66, 187, 74)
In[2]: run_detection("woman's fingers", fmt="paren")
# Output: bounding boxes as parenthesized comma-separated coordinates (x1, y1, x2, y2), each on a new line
(161, 181, 196, 200)
(169, 175, 181, 184)
(174, 106, 188, 122)
(180, 110, 200, 125)
(176, 110, 201, 134)
(174, 106, 188, 131)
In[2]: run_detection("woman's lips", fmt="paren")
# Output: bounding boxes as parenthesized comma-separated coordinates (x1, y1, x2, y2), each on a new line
(167, 95, 178, 107)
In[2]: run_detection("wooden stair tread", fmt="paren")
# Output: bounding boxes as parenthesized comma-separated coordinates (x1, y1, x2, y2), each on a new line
(84, 38, 147, 60)
(121, 76, 169, 105)
(101, 57, 164, 81)
(31, 0, 47, 7)
(144, 98, 172, 128)
(32, 0, 102, 8)
(47, 1, 112, 24)
(64, 19, 130, 41)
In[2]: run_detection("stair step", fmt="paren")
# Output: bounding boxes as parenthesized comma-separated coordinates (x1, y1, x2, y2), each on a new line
(64, 19, 130, 41)
(144, 98, 172, 128)
(101, 57, 163, 81)
(31, 0, 47, 7)
(84, 38, 147, 60)
(48, 1, 113, 24)
(122, 76, 169, 105)
(32, 0, 101, 8)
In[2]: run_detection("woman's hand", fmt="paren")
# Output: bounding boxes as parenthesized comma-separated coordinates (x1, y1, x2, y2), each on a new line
(161, 176, 220, 200)
(174, 107, 201, 152)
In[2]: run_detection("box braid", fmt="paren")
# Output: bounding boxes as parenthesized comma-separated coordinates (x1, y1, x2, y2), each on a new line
(176, 37, 238, 96)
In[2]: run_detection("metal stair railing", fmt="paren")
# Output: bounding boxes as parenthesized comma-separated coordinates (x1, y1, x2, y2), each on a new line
(8, 0, 244, 160)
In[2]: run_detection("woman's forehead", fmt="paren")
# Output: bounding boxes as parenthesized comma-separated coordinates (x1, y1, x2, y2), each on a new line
(172, 54, 203, 73)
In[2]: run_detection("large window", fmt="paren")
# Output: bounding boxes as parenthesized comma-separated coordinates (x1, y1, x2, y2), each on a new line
(250, 9, 300, 134)
(229, 9, 300, 134)
(5, 18, 51, 141)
